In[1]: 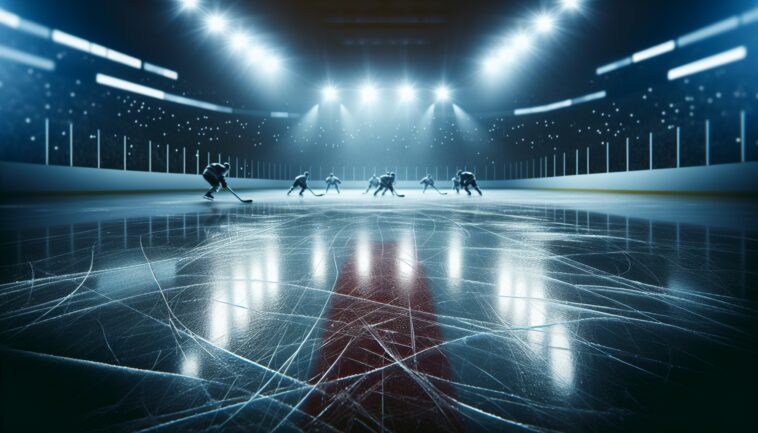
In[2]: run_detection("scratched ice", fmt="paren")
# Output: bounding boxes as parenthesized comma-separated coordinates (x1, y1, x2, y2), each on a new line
(0, 190, 756, 432)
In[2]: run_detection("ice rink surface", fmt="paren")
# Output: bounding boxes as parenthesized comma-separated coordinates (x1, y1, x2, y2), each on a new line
(0, 189, 756, 432)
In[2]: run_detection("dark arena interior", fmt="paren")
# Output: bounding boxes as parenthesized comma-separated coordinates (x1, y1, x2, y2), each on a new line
(1, 1, 757, 432)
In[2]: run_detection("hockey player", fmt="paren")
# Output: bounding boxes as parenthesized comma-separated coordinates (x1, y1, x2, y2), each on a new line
(287, 171, 323, 197)
(202, 162, 230, 201)
(457, 169, 482, 196)
(451, 175, 461, 194)
(324, 173, 342, 194)
(374, 172, 404, 197)
(363, 174, 381, 194)
(419, 173, 446, 195)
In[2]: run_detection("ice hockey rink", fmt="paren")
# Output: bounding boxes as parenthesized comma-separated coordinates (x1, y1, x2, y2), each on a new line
(1, 189, 756, 432)
(2, 0, 758, 431)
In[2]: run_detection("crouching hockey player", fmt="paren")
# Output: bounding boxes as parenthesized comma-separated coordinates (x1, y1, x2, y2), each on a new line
(288, 171, 324, 197)
(324, 173, 342, 194)
(202, 162, 230, 201)
(451, 175, 461, 194)
(374, 172, 404, 197)
(363, 174, 380, 194)
(420, 173, 447, 195)
(457, 169, 482, 196)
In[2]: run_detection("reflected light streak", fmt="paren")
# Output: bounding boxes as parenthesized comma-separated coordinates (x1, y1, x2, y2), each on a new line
(209, 287, 230, 348)
(311, 234, 327, 285)
(266, 237, 280, 296)
(232, 263, 249, 328)
(250, 259, 264, 305)
(396, 231, 415, 286)
(549, 323, 575, 392)
(356, 231, 371, 279)
(448, 231, 462, 280)
(181, 353, 200, 377)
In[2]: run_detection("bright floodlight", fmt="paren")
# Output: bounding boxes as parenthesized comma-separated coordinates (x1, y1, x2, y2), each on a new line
(535, 14, 555, 33)
(322, 85, 338, 102)
(205, 13, 227, 34)
(229, 31, 248, 51)
(180, 0, 199, 11)
(561, 0, 580, 10)
(497, 45, 515, 63)
(435, 85, 450, 102)
(263, 54, 282, 73)
(247, 44, 265, 63)
(513, 32, 532, 51)
(360, 84, 378, 104)
(398, 84, 415, 102)
(482, 57, 498, 75)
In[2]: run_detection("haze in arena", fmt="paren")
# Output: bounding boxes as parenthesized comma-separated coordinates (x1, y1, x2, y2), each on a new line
(1, 1, 757, 432)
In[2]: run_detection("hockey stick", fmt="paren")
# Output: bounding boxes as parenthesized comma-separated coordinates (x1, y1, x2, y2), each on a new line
(226, 186, 253, 203)
(308, 188, 325, 197)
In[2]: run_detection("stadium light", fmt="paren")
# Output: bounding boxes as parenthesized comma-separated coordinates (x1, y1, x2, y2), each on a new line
(513, 32, 532, 51)
(229, 31, 248, 51)
(497, 45, 515, 63)
(205, 13, 227, 34)
(322, 85, 338, 102)
(398, 83, 416, 102)
(360, 84, 378, 104)
(180, 0, 200, 11)
(435, 85, 451, 102)
(247, 44, 265, 63)
(263, 53, 282, 73)
(482, 57, 498, 75)
(535, 14, 555, 34)
(0, 8, 21, 28)
(561, 0, 580, 11)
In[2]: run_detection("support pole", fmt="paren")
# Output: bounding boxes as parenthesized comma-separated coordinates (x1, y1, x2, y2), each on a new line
(149, 140, 152, 172)
(649, 132, 653, 170)
(69, 122, 73, 167)
(586, 147, 590, 174)
(740, 110, 746, 162)
(626, 137, 629, 171)
(45, 118, 49, 165)
(575, 149, 579, 175)
(123, 135, 126, 170)
(676, 127, 681, 168)
(705, 119, 710, 166)
(97, 129, 101, 168)
(166, 145, 170, 173)
(183, 147, 187, 174)
(606, 143, 609, 173)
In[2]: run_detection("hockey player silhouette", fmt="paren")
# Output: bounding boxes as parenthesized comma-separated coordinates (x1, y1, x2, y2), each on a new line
(287, 171, 324, 197)
(457, 170, 482, 196)
(324, 173, 342, 194)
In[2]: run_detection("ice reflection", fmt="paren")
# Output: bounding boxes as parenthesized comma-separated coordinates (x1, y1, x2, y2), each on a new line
(311, 233, 327, 286)
(549, 323, 574, 392)
(448, 230, 462, 281)
(180, 352, 200, 377)
(396, 230, 415, 285)
(266, 235, 281, 296)
(231, 263, 249, 329)
(205, 232, 281, 349)
(209, 286, 230, 348)
(496, 254, 574, 391)
(355, 229, 371, 280)
(250, 258, 265, 305)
